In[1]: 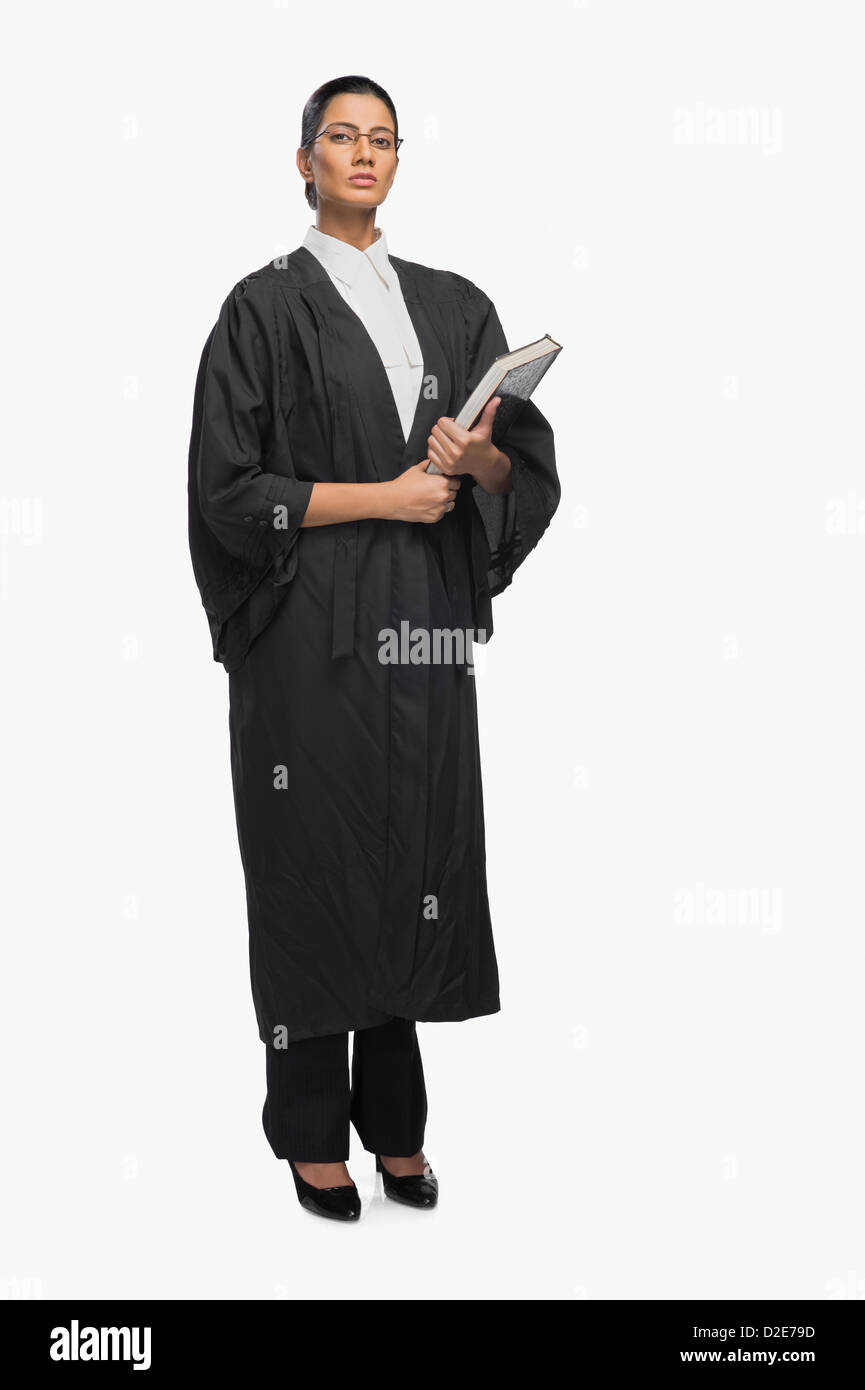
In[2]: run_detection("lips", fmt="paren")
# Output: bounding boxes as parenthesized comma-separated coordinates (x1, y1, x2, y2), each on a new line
(349, 175, 377, 184)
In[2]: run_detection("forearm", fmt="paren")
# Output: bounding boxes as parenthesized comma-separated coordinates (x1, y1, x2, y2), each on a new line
(301, 480, 394, 527)
(471, 444, 513, 496)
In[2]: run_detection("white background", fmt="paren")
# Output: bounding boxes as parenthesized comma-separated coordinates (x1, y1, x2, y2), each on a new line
(1, 0, 863, 1300)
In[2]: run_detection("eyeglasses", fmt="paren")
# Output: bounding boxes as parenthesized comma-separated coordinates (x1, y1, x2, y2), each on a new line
(311, 123, 403, 152)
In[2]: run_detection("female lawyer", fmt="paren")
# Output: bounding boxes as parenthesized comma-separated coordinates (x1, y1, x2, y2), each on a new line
(187, 75, 560, 1221)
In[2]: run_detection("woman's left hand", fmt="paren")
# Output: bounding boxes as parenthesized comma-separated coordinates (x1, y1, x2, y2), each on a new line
(426, 397, 513, 495)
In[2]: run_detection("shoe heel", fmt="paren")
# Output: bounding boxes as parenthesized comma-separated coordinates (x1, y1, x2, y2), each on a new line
(374, 1152, 438, 1209)
(287, 1159, 306, 1201)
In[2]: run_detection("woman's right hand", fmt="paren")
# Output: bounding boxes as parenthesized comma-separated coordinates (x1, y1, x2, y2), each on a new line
(382, 460, 461, 524)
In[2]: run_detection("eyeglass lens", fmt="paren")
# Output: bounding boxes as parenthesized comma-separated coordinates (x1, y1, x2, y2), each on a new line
(322, 124, 397, 150)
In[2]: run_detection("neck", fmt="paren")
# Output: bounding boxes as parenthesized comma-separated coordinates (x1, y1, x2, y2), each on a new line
(313, 204, 379, 251)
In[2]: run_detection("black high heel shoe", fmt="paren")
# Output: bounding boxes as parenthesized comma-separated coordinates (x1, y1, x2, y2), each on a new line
(375, 1153, 439, 1208)
(287, 1160, 361, 1221)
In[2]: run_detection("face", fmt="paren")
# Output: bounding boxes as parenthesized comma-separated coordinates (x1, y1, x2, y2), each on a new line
(298, 93, 399, 211)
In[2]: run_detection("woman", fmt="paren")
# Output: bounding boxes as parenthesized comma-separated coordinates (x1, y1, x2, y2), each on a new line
(187, 75, 560, 1221)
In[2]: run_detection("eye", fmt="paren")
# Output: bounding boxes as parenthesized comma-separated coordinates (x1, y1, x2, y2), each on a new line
(330, 131, 351, 142)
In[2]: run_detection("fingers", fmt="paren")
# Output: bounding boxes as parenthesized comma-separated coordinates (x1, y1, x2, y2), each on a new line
(401, 469, 460, 524)
(428, 422, 465, 474)
(431, 417, 469, 446)
(429, 453, 454, 475)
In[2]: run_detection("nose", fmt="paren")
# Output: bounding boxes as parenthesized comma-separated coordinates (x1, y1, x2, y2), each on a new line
(353, 134, 375, 162)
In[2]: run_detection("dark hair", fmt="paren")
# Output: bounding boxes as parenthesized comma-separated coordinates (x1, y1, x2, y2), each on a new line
(300, 75, 399, 210)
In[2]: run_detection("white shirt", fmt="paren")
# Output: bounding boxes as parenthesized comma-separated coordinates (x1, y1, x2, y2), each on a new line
(301, 223, 424, 444)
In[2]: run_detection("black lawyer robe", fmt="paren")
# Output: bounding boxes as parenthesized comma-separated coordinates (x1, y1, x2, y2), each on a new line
(187, 246, 560, 1045)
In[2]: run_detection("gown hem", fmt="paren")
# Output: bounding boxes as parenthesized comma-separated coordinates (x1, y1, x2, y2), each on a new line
(257, 994, 501, 1045)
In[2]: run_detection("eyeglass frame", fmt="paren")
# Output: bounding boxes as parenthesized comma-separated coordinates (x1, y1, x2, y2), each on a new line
(310, 122, 403, 152)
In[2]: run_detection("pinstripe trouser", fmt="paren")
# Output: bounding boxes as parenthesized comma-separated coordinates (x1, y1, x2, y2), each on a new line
(262, 1016, 428, 1162)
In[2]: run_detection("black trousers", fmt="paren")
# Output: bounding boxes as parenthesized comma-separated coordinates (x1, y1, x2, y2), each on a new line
(262, 1016, 428, 1162)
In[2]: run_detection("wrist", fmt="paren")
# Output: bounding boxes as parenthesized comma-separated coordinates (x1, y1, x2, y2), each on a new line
(473, 445, 512, 495)
(373, 479, 396, 521)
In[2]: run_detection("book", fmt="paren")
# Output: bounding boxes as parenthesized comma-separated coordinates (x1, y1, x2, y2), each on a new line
(425, 333, 563, 473)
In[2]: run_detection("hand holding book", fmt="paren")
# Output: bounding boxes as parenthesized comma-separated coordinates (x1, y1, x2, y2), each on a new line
(425, 332, 563, 476)
(425, 396, 514, 495)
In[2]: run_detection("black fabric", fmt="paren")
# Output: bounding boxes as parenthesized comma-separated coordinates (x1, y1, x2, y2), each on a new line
(262, 1019, 427, 1162)
(188, 245, 560, 1045)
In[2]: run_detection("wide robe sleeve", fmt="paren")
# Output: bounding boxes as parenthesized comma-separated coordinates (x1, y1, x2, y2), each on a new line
(196, 274, 313, 569)
(188, 272, 314, 669)
(458, 283, 561, 600)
